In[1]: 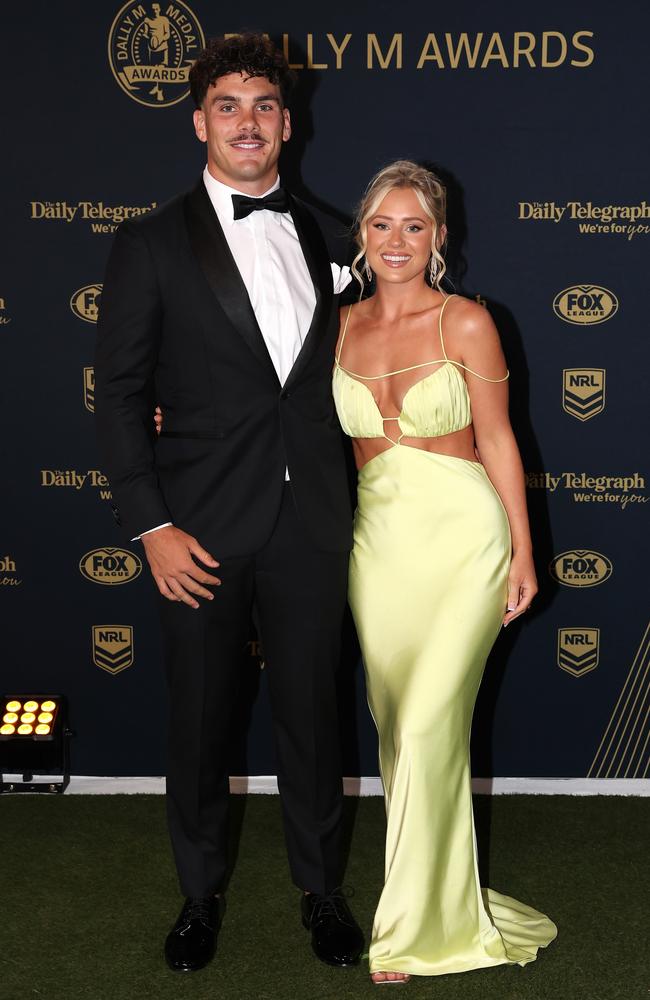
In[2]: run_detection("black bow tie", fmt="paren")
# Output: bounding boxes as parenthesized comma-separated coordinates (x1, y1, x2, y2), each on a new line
(231, 188, 290, 221)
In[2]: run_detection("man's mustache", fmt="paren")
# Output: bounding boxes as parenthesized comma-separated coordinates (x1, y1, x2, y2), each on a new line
(228, 134, 268, 145)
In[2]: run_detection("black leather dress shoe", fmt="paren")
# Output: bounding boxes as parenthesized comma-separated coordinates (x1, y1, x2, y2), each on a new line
(164, 895, 225, 972)
(301, 889, 364, 967)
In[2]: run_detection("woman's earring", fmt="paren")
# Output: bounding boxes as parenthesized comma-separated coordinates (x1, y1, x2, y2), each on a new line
(364, 259, 372, 282)
(429, 255, 438, 286)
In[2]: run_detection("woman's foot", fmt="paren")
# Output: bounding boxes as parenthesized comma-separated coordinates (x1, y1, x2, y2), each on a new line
(371, 971, 411, 985)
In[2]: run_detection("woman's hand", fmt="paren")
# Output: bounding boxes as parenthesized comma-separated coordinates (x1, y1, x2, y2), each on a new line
(154, 405, 163, 435)
(503, 549, 538, 626)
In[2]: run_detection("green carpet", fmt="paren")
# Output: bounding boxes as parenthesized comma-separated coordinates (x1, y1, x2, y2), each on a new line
(1, 794, 647, 1000)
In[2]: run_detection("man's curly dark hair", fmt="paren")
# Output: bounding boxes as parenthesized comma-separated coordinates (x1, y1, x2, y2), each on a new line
(189, 34, 297, 109)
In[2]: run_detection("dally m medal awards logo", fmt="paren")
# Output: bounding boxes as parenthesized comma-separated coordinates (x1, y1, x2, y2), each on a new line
(557, 628, 600, 677)
(553, 285, 618, 325)
(92, 626, 134, 674)
(563, 369, 605, 421)
(71, 285, 102, 323)
(83, 367, 95, 412)
(549, 549, 613, 588)
(108, 2, 205, 108)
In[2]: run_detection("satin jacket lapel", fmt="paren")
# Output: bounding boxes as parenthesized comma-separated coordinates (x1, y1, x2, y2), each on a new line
(184, 179, 279, 383)
(283, 195, 334, 391)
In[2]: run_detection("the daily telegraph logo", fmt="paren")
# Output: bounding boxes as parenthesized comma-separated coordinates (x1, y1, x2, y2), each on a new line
(563, 369, 605, 421)
(526, 472, 646, 511)
(40, 469, 112, 500)
(553, 286, 618, 325)
(80, 548, 142, 585)
(557, 628, 599, 677)
(549, 550, 612, 588)
(92, 625, 134, 674)
(29, 201, 157, 234)
(0, 297, 11, 326)
(83, 367, 95, 412)
(518, 201, 650, 239)
(109, 1, 205, 107)
(0, 555, 21, 588)
(71, 285, 102, 324)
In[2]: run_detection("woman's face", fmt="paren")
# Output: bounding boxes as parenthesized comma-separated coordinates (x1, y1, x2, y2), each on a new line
(365, 187, 435, 285)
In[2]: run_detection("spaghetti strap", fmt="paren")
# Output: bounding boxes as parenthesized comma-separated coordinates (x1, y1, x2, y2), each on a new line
(438, 293, 455, 361)
(336, 305, 353, 363)
(454, 361, 509, 383)
(337, 358, 448, 380)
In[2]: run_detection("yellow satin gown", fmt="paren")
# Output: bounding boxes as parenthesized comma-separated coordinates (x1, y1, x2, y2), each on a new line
(333, 295, 557, 976)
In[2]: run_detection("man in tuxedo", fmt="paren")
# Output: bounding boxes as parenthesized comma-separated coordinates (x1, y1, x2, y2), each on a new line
(95, 33, 362, 974)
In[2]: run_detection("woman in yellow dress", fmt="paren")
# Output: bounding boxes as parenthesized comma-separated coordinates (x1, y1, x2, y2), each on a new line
(332, 160, 557, 984)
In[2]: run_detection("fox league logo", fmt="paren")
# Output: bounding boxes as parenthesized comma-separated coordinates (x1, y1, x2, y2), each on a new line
(549, 550, 613, 588)
(553, 285, 618, 325)
(557, 628, 599, 677)
(80, 548, 142, 585)
(70, 284, 102, 323)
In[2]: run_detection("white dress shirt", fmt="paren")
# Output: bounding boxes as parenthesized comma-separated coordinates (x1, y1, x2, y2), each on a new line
(203, 168, 316, 385)
(136, 168, 350, 539)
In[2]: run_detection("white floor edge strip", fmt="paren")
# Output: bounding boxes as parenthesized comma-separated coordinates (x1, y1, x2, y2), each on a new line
(3, 775, 649, 796)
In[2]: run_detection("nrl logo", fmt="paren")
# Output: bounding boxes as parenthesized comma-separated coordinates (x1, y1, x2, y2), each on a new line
(557, 628, 599, 677)
(562, 369, 605, 421)
(92, 626, 134, 674)
(83, 367, 95, 412)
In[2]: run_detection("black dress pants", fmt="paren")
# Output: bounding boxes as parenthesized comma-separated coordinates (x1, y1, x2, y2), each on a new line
(160, 486, 350, 898)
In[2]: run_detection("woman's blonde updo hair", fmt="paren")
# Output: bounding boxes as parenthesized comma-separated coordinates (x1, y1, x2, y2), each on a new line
(351, 160, 447, 291)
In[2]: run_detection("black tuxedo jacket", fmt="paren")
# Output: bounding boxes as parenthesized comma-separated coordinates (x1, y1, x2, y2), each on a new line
(94, 178, 353, 556)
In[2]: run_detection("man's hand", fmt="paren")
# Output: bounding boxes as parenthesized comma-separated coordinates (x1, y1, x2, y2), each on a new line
(142, 526, 221, 608)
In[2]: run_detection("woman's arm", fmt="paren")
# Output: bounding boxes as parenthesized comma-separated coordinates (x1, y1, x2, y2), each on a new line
(450, 299, 537, 626)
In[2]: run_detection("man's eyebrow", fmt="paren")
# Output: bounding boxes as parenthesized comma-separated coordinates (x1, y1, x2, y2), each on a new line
(210, 94, 280, 104)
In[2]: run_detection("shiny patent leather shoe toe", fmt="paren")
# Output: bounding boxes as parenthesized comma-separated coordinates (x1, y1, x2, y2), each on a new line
(164, 894, 225, 973)
(301, 888, 364, 967)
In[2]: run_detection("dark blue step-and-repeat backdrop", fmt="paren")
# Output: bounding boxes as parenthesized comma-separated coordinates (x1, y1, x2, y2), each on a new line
(2, 2, 648, 780)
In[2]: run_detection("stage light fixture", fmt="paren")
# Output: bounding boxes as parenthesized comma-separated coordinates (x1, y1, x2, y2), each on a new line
(0, 695, 72, 794)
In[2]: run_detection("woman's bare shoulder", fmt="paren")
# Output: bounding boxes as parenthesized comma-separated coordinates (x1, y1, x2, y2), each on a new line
(445, 295, 500, 345)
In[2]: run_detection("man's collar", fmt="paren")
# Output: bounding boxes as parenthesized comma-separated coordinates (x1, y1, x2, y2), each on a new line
(202, 166, 281, 225)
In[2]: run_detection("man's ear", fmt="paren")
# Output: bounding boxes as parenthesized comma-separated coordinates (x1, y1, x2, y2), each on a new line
(193, 108, 207, 143)
(282, 108, 291, 143)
